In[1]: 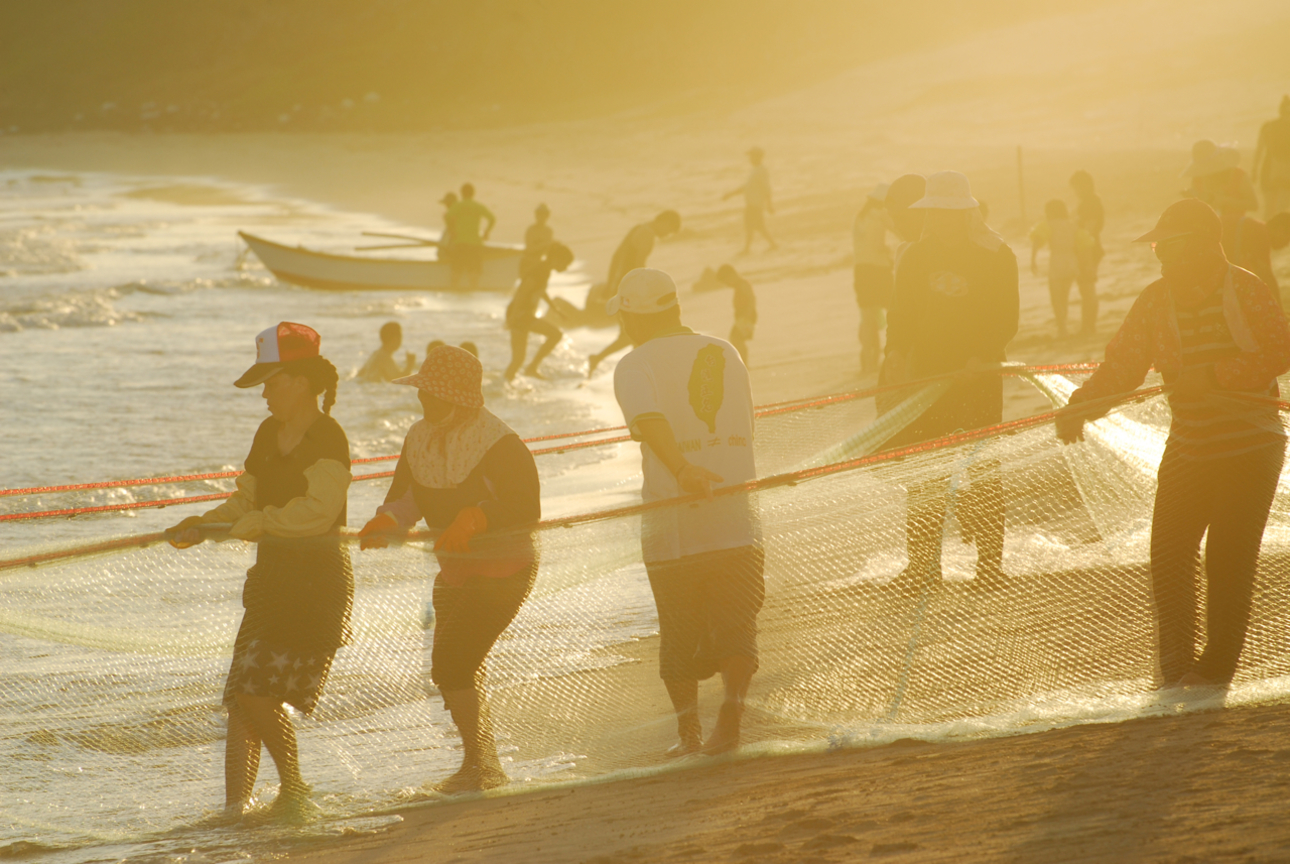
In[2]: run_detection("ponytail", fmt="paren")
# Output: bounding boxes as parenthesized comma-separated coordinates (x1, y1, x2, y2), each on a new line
(289, 356, 340, 415)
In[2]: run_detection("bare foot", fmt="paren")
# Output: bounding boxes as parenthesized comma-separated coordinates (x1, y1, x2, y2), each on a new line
(522, 366, 548, 380)
(665, 740, 703, 759)
(669, 712, 703, 758)
(1176, 671, 1224, 688)
(587, 355, 602, 377)
(270, 783, 318, 825)
(704, 701, 743, 755)
(432, 763, 509, 795)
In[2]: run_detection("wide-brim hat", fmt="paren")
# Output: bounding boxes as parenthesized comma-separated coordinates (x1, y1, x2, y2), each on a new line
(235, 322, 321, 388)
(1181, 140, 1241, 179)
(606, 268, 679, 316)
(393, 345, 484, 408)
(909, 170, 980, 210)
(1133, 197, 1223, 244)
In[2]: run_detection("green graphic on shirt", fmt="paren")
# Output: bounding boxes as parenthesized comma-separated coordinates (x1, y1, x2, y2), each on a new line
(688, 344, 726, 433)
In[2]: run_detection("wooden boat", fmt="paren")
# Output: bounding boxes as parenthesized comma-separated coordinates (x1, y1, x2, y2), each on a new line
(238, 231, 523, 292)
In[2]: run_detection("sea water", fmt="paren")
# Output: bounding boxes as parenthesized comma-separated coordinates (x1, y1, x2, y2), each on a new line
(0, 169, 654, 861)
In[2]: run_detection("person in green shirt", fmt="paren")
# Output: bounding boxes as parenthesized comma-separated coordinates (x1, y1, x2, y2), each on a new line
(446, 183, 496, 289)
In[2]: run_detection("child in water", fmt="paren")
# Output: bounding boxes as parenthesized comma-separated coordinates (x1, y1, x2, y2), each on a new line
(358, 321, 417, 382)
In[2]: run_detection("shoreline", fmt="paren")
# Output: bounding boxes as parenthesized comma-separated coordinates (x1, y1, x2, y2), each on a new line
(284, 697, 1290, 864)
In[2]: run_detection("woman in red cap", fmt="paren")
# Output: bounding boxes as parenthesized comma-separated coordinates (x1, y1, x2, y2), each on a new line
(1059, 199, 1290, 690)
(168, 321, 351, 822)
(359, 345, 540, 793)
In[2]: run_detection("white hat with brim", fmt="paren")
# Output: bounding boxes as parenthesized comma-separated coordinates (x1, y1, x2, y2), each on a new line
(606, 268, 679, 316)
(1181, 141, 1241, 179)
(909, 170, 980, 210)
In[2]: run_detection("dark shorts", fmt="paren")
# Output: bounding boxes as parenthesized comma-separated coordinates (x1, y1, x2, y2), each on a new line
(645, 546, 765, 683)
(431, 563, 537, 691)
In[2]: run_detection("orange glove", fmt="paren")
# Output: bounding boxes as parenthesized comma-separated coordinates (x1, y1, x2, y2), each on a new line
(167, 515, 206, 549)
(434, 506, 488, 554)
(358, 512, 400, 550)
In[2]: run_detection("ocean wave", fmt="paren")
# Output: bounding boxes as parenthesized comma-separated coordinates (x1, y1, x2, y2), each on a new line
(0, 839, 72, 859)
(0, 289, 142, 332)
(0, 228, 84, 276)
(0, 274, 281, 333)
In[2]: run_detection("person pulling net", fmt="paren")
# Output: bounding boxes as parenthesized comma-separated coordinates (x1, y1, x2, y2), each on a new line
(1059, 198, 1290, 689)
(359, 346, 541, 793)
(168, 322, 352, 823)
(883, 171, 1019, 593)
(608, 268, 763, 755)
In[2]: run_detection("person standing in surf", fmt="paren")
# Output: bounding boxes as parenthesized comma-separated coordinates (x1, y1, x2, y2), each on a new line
(609, 268, 763, 756)
(722, 146, 777, 254)
(1030, 199, 1097, 338)
(1069, 170, 1105, 333)
(588, 210, 682, 375)
(523, 202, 555, 259)
(168, 322, 353, 823)
(446, 183, 496, 290)
(1254, 96, 1290, 219)
(358, 346, 540, 793)
(853, 183, 894, 374)
(1058, 198, 1290, 689)
(715, 263, 757, 365)
(884, 171, 1019, 592)
(505, 242, 574, 381)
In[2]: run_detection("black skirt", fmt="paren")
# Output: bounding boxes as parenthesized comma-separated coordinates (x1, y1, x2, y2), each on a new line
(223, 535, 354, 713)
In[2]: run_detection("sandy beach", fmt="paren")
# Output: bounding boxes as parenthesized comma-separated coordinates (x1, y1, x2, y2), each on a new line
(4, 0, 1290, 860)
(278, 699, 1290, 864)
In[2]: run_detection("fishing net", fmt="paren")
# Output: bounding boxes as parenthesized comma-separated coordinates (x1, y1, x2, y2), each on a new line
(6, 367, 1290, 855)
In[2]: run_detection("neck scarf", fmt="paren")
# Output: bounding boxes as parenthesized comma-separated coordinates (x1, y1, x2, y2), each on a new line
(404, 406, 514, 489)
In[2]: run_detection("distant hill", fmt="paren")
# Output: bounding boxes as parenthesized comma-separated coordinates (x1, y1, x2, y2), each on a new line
(0, 1, 1109, 133)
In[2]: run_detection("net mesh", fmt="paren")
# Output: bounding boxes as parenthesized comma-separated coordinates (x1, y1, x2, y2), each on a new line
(6, 369, 1290, 855)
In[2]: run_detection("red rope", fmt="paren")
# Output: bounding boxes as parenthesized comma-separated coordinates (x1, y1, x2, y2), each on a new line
(4, 363, 1107, 501)
(0, 384, 1167, 568)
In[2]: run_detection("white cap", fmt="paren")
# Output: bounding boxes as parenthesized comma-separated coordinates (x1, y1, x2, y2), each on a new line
(606, 268, 679, 316)
(909, 171, 980, 210)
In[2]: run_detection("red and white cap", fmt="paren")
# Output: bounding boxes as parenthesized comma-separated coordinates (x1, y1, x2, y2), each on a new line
(234, 322, 321, 388)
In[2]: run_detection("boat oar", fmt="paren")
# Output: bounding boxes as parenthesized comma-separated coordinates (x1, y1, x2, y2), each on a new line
(361, 231, 440, 247)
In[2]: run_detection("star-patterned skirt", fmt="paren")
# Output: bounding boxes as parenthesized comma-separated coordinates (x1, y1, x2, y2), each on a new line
(221, 537, 353, 714)
(222, 631, 337, 714)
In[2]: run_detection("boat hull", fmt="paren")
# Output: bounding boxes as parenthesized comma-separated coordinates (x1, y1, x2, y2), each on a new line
(239, 231, 522, 292)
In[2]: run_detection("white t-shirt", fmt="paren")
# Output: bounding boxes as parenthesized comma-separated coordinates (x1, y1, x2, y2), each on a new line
(613, 329, 761, 563)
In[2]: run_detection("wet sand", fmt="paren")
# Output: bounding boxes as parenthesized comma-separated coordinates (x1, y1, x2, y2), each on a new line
(4, 0, 1290, 859)
(280, 698, 1290, 864)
